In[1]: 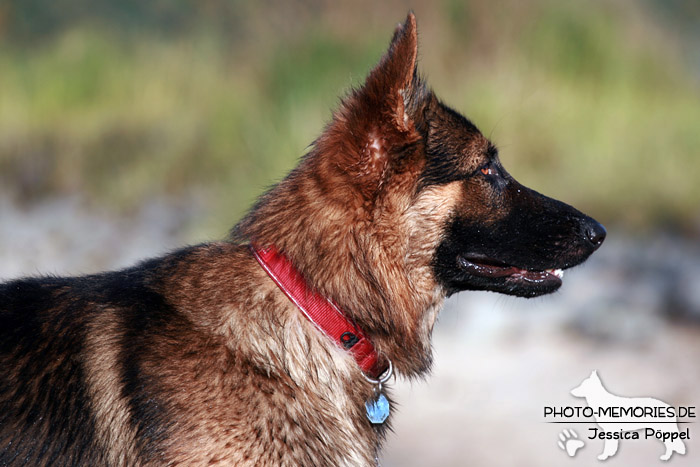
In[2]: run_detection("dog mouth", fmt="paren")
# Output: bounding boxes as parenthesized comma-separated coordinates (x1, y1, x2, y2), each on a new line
(458, 255, 564, 282)
(456, 255, 564, 297)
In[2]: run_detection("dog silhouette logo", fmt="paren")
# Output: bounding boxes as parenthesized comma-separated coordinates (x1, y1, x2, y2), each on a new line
(570, 370, 687, 461)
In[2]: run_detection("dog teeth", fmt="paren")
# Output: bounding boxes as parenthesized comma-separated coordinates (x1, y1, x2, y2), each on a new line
(546, 268, 564, 279)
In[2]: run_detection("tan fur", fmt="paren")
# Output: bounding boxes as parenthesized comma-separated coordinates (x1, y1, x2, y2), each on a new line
(84, 313, 141, 465)
(148, 246, 381, 465)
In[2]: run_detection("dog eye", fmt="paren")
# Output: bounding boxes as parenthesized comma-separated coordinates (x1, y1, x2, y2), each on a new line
(480, 164, 494, 176)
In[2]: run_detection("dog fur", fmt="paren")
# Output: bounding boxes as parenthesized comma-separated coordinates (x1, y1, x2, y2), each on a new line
(0, 13, 604, 466)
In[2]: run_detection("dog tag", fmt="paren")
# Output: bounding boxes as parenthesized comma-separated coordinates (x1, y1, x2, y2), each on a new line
(365, 392, 390, 424)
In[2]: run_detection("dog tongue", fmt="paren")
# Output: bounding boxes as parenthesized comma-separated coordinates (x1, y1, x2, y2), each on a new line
(458, 256, 563, 282)
(458, 258, 520, 278)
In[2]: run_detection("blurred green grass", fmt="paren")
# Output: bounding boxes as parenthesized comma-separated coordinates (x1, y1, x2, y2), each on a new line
(0, 0, 698, 238)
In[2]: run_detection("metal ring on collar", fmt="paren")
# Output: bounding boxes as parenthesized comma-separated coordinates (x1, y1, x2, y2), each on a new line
(363, 359, 393, 385)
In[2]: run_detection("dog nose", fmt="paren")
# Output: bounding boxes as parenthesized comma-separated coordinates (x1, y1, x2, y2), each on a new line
(584, 220, 606, 250)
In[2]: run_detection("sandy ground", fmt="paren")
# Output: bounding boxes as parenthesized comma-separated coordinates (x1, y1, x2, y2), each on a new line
(1, 196, 699, 466)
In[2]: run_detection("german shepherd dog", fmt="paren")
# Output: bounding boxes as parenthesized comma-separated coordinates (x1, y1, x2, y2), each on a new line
(0, 13, 605, 466)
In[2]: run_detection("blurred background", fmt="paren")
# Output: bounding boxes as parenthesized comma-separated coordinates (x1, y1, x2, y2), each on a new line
(1, 0, 699, 465)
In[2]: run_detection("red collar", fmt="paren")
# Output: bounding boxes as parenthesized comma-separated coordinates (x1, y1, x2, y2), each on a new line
(251, 245, 387, 379)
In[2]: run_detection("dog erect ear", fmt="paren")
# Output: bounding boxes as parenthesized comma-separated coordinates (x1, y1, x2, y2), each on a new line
(320, 12, 424, 200)
(362, 11, 419, 132)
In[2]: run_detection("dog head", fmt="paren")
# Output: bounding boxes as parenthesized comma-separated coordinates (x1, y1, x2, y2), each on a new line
(234, 13, 605, 375)
(571, 370, 603, 398)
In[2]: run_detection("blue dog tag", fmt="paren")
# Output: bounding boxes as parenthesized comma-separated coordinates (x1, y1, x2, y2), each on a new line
(365, 393, 390, 424)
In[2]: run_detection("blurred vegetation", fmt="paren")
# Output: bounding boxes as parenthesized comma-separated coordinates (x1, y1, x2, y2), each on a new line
(0, 0, 699, 238)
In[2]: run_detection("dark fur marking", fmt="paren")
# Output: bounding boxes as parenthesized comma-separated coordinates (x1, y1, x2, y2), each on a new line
(115, 279, 175, 461)
(1, 278, 102, 466)
(103, 249, 202, 460)
(419, 103, 487, 188)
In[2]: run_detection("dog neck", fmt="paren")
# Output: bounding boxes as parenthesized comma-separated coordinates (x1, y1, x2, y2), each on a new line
(250, 244, 389, 379)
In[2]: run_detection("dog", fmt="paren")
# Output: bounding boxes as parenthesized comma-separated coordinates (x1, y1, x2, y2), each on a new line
(571, 370, 686, 461)
(0, 13, 605, 466)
